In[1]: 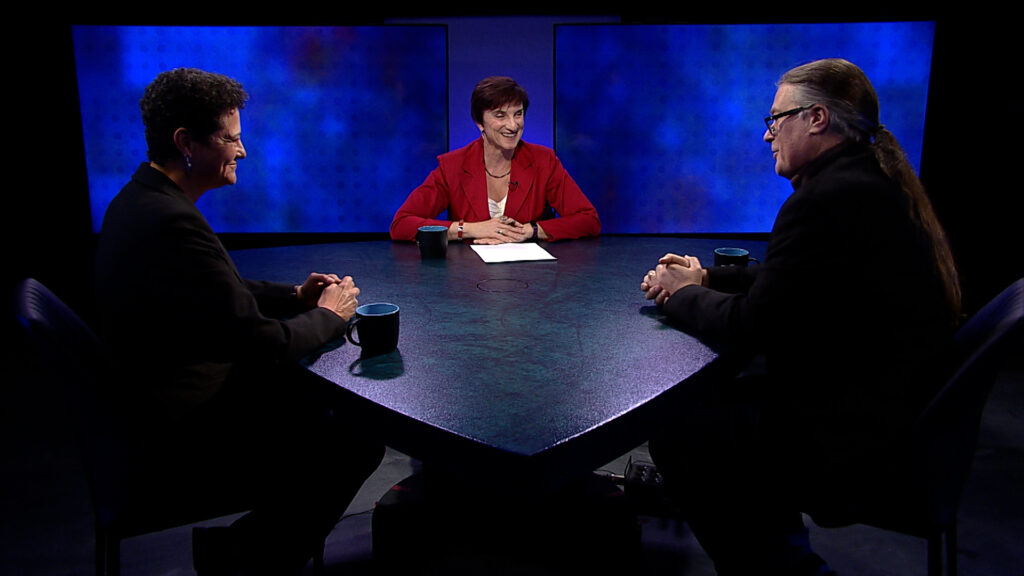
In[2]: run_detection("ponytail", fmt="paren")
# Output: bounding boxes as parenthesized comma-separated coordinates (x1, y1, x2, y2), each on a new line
(872, 127, 962, 324)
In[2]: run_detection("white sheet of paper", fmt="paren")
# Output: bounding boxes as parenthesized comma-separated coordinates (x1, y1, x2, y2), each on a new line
(470, 243, 557, 263)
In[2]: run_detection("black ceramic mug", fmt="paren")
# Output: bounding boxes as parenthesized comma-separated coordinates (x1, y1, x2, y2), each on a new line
(346, 302, 400, 357)
(713, 247, 758, 267)
(416, 225, 448, 259)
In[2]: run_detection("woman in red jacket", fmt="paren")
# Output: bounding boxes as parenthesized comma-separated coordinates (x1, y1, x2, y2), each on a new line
(390, 76, 600, 243)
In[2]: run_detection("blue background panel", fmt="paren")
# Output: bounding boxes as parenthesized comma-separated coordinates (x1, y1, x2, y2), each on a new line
(73, 25, 448, 233)
(554, 22, 935, 234)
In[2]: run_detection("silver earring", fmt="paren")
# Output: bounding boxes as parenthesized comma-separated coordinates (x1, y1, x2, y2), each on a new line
(184, 153, 192, 174)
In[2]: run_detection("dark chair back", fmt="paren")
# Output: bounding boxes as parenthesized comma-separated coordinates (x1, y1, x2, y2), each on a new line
(913, 277, 1024, 531)
(13, 277, 118, 499)
(14, 278, 123, 574)
(807, 278, 1024, 576)
(14, 277, 104, 401)
(13, 278, 266, 575)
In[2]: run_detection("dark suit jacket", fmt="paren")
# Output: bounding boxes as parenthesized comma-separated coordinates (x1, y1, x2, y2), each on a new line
(390, 139, 601, 241)
(94, 163, 347, 421)
(663, 143, 955, 478)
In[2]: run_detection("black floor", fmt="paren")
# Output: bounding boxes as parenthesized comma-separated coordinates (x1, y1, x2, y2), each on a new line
(2, 356, 1021, 575)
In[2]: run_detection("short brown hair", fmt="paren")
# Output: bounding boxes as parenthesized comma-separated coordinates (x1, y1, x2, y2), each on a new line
(140, 68, 248, 164)
(470, 76, 529, 125)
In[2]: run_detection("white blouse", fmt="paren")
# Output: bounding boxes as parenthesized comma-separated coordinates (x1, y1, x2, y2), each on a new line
(488, 195, 507, 219)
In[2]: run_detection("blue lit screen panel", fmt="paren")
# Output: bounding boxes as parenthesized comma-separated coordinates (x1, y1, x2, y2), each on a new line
(554, 22, 935, 234)
(73, 25, 447, 233)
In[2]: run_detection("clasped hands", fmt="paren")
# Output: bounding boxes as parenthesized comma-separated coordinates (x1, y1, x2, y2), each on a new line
(465, 215, 533, 244)
(640, 253, 705, 306)
(297, 273, 360, 320)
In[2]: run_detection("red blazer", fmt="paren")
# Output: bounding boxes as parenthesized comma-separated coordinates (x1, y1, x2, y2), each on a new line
(390, 139, 600, 241)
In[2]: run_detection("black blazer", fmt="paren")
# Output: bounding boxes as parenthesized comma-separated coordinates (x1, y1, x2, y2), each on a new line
(94, 163, 346, 420)
(663, 143, 955, 476)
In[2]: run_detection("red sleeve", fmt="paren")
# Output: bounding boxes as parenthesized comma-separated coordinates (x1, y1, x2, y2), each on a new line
(535, 154, 601, 241)
(389, 164, 455, 241)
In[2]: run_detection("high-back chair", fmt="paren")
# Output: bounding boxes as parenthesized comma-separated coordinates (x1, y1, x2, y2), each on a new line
(808, 278, 1024, 576)
(13, 277, 325, 575)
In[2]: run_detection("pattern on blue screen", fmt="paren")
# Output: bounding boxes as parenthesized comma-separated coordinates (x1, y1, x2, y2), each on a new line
(73, 25, 448, 233)
(554, 22, 935, 234)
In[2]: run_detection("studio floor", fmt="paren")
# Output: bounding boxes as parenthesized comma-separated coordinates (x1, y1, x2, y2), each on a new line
(2, 358, 1021, 575)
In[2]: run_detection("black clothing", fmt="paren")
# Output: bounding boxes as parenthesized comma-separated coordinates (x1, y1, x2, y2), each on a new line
(94, 163, 383, 574)
(95, 163, 348, 422)
(653, 143, 957, 574)
(662, 143, 954, 484)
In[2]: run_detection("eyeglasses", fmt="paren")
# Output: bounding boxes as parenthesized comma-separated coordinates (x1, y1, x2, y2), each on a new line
(764, 105, 813, 136)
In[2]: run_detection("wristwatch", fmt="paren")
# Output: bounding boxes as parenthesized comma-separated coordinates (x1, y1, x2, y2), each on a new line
(530, 222, 538, 240)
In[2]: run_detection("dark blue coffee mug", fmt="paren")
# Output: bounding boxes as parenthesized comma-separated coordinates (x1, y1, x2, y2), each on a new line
(713, 247, 758, 267)
(346, 302, 400, 357)
(417, 225, 448, 259)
